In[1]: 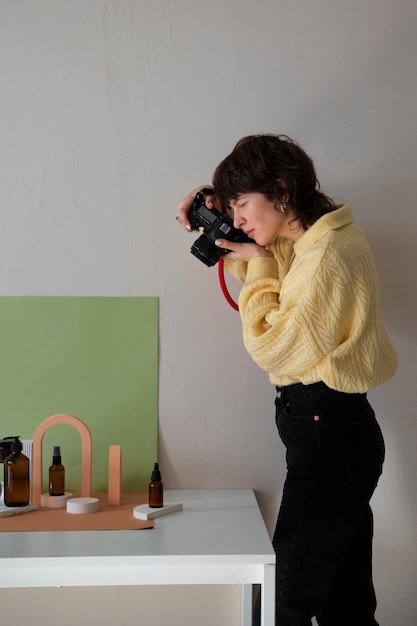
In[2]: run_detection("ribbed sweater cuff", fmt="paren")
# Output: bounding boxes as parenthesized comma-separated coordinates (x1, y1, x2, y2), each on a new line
(245, 257, 279, 282)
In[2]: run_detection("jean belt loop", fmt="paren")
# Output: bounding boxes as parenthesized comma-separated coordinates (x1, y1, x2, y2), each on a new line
(276, 385, 284, 400)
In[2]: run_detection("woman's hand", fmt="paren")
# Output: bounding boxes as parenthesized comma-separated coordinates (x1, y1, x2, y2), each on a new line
(177, 185, 216, 231)
(215, 239, 274, 262)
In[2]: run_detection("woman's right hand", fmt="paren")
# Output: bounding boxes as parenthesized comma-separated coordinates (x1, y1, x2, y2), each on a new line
(176, 185, 216, 232)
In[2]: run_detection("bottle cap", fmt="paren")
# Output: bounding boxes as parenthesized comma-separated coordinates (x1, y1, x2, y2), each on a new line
(151, 462, 161, 481)
(52, 445, 62, 464)
(0, 436, 19, 462)
(10, 437, 22, 453)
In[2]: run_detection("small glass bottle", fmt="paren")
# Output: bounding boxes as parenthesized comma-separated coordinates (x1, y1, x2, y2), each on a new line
(148, 462, 163, 508)
(49, 445, 65, 496)
(4, 437, 30, 507)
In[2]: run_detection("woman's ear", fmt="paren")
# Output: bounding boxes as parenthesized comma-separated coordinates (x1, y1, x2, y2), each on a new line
(276, 178, 289, 204)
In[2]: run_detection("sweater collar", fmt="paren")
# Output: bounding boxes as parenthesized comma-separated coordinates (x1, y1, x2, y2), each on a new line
(293, 204, 353, 256)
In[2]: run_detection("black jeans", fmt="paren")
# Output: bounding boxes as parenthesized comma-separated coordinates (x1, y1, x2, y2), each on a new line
(254, 382, 385, 626)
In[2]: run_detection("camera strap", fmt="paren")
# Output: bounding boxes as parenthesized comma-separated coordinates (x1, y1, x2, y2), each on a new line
(218, 258, 239, 311)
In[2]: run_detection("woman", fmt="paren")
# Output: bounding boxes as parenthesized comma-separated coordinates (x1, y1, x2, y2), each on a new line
(177, 134, 398, 626)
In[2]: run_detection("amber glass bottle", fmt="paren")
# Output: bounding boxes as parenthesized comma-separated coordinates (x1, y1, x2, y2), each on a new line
(4, 437, 30, 507)
(49, 446, 65, 496)
(148, 462, 163, 508)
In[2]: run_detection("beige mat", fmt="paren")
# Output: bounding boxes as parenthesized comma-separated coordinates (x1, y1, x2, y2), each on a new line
(0, 492, 153, 532)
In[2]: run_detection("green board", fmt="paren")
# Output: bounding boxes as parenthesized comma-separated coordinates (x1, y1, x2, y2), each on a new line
(0, 297, 158, 492)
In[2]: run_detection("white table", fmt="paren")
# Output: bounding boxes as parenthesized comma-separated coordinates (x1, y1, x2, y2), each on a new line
(0, 489, 275, 626)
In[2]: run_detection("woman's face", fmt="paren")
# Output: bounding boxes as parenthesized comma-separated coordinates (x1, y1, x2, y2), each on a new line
(229, 192, 301, 245)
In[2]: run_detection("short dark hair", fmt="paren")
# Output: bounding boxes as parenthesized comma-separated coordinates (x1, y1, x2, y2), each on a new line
(212, 134, 335, 230)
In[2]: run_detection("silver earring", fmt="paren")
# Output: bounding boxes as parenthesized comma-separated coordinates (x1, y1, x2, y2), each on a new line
(280, 202, 287, 213)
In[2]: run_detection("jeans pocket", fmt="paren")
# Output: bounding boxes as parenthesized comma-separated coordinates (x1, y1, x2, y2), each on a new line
(277, 406, 322, 474)
(339, 416, 385, 486)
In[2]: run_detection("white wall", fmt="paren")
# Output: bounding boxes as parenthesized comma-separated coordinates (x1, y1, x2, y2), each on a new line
(1, 1, 416, 624)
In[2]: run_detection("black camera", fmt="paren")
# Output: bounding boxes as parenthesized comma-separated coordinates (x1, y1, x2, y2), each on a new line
(189, 188, 255, 267)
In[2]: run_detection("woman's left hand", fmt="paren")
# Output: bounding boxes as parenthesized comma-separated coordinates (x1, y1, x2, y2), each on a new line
(215, 239, 273, 262)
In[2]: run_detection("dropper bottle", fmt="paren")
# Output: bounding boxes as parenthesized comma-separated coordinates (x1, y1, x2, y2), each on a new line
(148, 462, 163, 508)
(49, 445, 65, 496)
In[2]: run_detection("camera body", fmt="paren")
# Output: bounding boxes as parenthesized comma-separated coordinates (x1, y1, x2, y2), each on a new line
(189, 188, 255, 267)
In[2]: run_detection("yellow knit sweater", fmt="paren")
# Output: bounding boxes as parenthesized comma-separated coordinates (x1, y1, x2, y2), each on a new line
(225, 204, 398, 393)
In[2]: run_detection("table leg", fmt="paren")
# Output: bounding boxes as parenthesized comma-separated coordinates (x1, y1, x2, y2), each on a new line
(261, 563, 275, 626)
(241, 584, 252, 626)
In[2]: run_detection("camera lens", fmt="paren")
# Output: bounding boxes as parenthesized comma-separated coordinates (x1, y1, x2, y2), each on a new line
(190, 236, 223, 267)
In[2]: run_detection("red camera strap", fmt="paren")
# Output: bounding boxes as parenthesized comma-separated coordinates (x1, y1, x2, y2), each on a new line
(218, 258, 239, 311)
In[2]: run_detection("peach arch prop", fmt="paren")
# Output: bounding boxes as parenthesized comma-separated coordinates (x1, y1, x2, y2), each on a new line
(32, 414, 92, 505)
